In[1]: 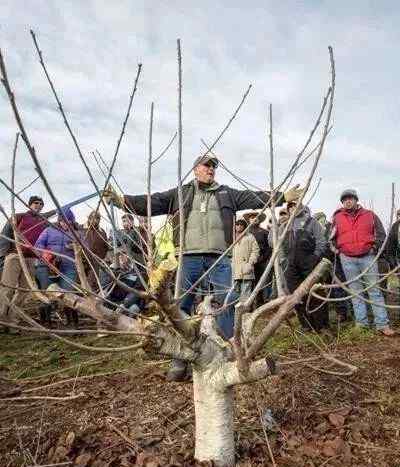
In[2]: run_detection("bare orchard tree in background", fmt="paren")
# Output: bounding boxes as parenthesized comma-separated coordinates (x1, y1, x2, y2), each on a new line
(0, 34, 363, 466)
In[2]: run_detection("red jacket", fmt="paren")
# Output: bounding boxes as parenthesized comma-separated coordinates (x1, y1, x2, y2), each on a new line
(14, 212, 49, 258)
(333, 207, 384, 257)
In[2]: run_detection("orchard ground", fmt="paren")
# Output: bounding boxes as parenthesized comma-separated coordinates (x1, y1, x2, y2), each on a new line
(0, 309, 399, 467)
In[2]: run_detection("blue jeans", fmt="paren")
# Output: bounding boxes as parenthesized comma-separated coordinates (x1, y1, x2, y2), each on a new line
(36, 261, 77, 292)
(180, 254, 233, 338)
(340, 253, 389, 329)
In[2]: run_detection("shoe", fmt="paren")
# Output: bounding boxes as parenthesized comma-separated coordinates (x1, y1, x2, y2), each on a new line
(166, 359, 188, 382)
(378, 326, 395, 337)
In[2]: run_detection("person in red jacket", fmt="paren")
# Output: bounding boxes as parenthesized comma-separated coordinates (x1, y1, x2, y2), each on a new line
(331, 189, 394, 336)
(0, 196, 49, 330)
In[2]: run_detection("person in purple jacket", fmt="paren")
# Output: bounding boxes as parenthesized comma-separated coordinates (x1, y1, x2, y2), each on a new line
(34, 208, 80, 326)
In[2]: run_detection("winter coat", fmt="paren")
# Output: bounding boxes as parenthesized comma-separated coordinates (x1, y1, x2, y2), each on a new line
(385, 220, 400, 267)
(115, 227, 149, 272)
(232, 233, 260, 280)
(0, 206, 60, 259)
(249, 225, 272, 264)
(34, 224, 80, 262)
(1, 212, 50, 258)
(123, 180, 283, 251)
(154, 223, 175, 262)
(269, 207, 326, 260)
(83, 226, 108, 260)
(332, 206, 385, 257)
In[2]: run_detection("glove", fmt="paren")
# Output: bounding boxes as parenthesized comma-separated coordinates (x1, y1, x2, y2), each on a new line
(42, 251, 54, 264)
(284, 184, 304, 203)
(103, 184, 124, 209)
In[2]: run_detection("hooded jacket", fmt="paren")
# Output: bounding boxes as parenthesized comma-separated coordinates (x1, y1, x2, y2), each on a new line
(386, 219, 400, 267)
(35, 225, 77, 260)
(35, 210, 81, 264)
(123, 180, 283, 252)
(269, 206, 326, 259)
(332, 206, 385, 257)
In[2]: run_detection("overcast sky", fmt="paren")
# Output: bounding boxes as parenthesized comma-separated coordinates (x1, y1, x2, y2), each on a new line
(1, 0, 399, 231)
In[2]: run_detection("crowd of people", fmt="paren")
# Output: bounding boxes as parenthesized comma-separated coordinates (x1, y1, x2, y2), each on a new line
(0, 153, 398, 381)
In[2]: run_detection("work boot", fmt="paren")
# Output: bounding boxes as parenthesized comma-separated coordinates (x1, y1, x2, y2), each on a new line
(166, 359, 188, 382)
(379, 326, 395, 337)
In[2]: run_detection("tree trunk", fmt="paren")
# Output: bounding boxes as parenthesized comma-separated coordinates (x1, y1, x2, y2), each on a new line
(193, 368, 235, 467)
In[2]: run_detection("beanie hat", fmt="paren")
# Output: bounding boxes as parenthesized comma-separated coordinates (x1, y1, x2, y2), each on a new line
(28, 195, 43, 206)
(340, 189, 358, 202)
(57, 207, 75, 223)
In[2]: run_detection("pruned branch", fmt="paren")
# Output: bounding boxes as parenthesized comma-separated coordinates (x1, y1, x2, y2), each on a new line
(246, 258, 332, 361)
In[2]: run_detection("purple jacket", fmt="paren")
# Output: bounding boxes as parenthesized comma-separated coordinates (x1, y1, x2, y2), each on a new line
(35, 225, 81, 261)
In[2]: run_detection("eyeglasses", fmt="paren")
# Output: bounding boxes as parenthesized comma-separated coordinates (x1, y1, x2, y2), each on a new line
(33, 201, 44, 206)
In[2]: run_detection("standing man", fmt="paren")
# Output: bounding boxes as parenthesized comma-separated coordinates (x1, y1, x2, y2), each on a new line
(284, 202, 329, 333)
(332, 189, 394, 335)
(314, 211, 351, 323)
(283, 201, 329, 332)
(83, 210, 109, 291)
(104, 153, 302, 380)
(115, 213, 148, 277)
(386, 208, 400, 270)
(0, 196, 49, 328)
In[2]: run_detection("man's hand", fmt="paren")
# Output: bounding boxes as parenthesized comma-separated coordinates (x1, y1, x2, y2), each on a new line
(284, 184, 304, 203)
(103, 184, 124, 209)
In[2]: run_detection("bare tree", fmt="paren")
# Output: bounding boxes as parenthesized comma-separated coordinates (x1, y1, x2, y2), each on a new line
(0, 35, 363, 467)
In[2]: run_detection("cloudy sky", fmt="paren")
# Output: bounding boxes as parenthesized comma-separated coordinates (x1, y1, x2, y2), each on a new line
(1, 0, 399, 231)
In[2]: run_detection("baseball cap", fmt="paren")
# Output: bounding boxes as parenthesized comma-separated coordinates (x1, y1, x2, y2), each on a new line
(193, 154, 219, 168)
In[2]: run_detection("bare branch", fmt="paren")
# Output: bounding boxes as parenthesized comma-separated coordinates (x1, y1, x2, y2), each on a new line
(146, 102, 154, 271)
(174, 38, 185, 299)
(95, 62, 143, 212)
(244, 46, 336, 310)
(268, 103, 285, 297)
(152, 131, 177, 165)
(246, 258, 332, 361)
(9, 132, 49, 305)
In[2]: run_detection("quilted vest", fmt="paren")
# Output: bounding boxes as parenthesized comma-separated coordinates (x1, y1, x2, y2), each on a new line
(334, 208, 375, 257)
(184, 185, 227, 254)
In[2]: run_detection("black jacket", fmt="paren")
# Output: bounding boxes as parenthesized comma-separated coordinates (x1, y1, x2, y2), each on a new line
(124, 181, 283, 249)
(249, 225, 272, 264)
(386, 220, 400, 268)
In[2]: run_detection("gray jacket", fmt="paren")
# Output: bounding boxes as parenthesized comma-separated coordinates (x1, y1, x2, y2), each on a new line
(269, 206, 326, 259)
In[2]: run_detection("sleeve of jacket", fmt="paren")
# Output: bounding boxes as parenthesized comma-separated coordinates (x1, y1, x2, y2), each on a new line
(0, 221, 14, 257)
(123, 188, 176, 216)
(385, 222, 398, 268)
(229, 188, 284, 211)
(34, 228, 49, 252)
(373, 213, 386, 250)
(249, 235, 260, 266)
(311, 219, 327, 258)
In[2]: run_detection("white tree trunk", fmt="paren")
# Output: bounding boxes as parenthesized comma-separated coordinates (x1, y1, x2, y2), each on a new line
(193, 368, 235, 467)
